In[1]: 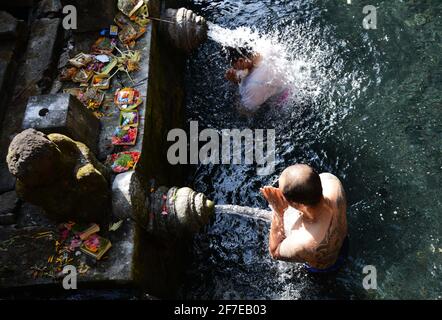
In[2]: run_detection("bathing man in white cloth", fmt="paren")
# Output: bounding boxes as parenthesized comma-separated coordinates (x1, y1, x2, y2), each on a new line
(224, 45, 290, 112)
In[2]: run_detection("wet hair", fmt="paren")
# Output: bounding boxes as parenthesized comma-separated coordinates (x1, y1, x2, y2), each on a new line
(280, 164, 323, 206)
(222, 45, 254, 65)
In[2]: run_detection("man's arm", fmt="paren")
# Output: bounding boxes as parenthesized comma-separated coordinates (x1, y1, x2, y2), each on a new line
(320, 173, 347, 210)
(276, 235, 307, 263)
(261, 186, 306, 262)
(269, 210, 286, 258)
(269, 216, 306, 263)
(261, 186, 288, 258)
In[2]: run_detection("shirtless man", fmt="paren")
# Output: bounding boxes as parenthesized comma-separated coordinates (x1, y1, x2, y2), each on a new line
(261, 164, 348, 271)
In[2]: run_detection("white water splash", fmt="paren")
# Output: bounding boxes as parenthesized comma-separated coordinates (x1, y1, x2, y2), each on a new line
(207, 22, 345, 108)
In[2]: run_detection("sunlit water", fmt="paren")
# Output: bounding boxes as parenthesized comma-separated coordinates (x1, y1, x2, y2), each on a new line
(180, 0, 442, 299)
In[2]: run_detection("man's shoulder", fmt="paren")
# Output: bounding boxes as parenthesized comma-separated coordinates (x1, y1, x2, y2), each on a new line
(319, 173, 347, 207)
(319, 172, 341, 182)
(319, 173, 344, 191)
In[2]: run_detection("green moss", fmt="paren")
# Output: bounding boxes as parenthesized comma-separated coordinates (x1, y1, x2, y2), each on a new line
(48, 133, 110, 181)
(76, 164, 98, 180)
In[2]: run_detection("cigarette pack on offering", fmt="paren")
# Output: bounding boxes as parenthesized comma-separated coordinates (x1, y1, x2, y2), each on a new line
(119, 110, 139, 128)
(80, 235, 112, 260)
(110, 25, 119, 37)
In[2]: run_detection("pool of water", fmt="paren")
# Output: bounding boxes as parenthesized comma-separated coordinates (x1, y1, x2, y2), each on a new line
(180, 0, 442, 299)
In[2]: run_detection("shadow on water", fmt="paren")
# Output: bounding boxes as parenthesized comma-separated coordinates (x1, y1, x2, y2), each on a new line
(179, 0, 442, 299)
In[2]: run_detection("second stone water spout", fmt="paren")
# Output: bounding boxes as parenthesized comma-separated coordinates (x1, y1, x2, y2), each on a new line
(143, 186, 215, 235)
(112, 172, 215, 236)
(161, 7, 208, 53)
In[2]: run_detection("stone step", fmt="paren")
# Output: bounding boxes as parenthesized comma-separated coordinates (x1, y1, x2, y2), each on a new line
(13, 17, 62, 98)
(0, 216, 135, 289)
(0, 16, 62, 157)
(0, 11, 27, 134)
(22, 94, 101, 154)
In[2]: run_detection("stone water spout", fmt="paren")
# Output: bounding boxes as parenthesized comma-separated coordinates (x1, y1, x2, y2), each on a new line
(144, 186, 214, 235)
(161, 7, 208, 53)
(112, 172, 215, 236)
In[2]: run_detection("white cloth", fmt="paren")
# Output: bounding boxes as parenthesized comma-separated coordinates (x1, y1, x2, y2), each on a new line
(238, 56, 288, 111)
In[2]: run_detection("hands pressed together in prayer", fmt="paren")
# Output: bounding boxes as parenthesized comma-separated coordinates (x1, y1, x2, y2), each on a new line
(260, 186, 289, 217)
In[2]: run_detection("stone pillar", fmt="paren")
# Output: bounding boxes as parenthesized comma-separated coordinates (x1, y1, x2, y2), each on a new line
(111, 170, 215, 298)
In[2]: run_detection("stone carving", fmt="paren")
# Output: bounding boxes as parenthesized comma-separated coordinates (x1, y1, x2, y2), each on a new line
(6, 129, 110, 223)
(144, 186, 215, 236)
(111, 171, 214, 235)
(161, 7, 208, 53)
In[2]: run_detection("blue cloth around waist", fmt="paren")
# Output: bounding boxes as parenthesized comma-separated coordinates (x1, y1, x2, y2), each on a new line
(304, 236, 350, 273)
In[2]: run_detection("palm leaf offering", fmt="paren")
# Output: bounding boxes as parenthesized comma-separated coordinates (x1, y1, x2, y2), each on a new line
(106, 151, 141, 173)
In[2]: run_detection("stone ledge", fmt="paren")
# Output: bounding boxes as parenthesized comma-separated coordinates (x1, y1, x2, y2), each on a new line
(0, 3, 154, 292)
(0, 216, 135, 289)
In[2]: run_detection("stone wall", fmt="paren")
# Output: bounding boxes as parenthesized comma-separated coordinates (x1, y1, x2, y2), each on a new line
(132, 0, 193, 299)
(0, 0, 205, 299)
(136, 0, 188, 187)
(0, 1, 64, 220)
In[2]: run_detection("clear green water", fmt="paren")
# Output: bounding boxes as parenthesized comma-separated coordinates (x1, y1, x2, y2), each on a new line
(181, 0, 442, 299)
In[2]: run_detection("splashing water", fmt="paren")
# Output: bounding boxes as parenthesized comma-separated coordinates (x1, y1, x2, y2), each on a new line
(206, 22, 351, 109)
(180, 13, 373, 300)
(181, 0, 442, 300)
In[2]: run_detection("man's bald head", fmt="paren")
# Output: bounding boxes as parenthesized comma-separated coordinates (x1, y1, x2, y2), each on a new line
(279, 164, 322, 206)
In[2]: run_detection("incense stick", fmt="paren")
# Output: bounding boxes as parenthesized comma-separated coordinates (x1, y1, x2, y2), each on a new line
(147, 16, 175, 24)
